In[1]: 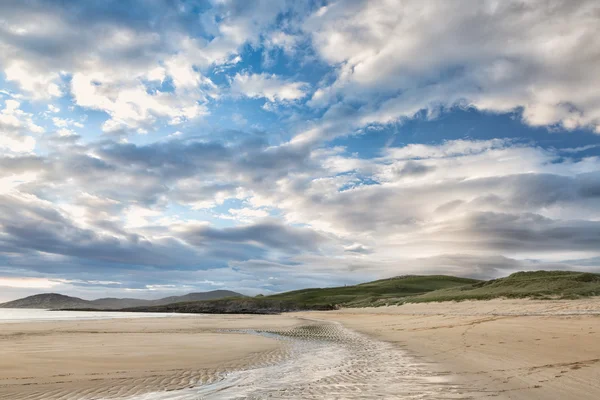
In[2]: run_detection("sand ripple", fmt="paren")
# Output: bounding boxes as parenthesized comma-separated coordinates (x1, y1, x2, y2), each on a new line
(125, 320, 471, 399)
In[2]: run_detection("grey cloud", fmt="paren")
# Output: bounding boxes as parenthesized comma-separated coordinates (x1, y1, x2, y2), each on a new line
(396, 161, 435, 176)
(170, 182, 239, 206)
(407, 254, 591, 281)
(0, 0, 201, 67)
(0, 194, 196, 267)
(0, 155, 46, 176)
(179, 222, 326, 254)
(95, 139, 231, 178)
(280, 171, 600, 235)
(464, 212, 600, 253)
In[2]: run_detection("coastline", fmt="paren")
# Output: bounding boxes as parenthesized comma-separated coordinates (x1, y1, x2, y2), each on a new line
(1, 299, 598, 399)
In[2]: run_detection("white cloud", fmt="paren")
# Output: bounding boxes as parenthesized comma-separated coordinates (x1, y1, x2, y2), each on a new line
(305, 0, 600, 133)
(0, 1, 289, 134)
(71, 71, 209, 133)
(0, 100, 43, 152)
(221, 207, 270, 223)
(265, 31, 300, 54)
(52, 117, 84, 129)
(231, 73, 309, 102)
(0, 277, 62, 289)
(4, 61, 62, 100)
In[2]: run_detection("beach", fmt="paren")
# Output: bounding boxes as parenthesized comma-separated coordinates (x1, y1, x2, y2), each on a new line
(300, 298, 600, 399)
(0, 314, 301, 399)
(0, 299, 599, 399)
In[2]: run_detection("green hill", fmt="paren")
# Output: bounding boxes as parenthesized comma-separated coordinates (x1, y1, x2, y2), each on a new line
(265, 275, 480, 307)
(401, 271, 600, 304)
(61, 271, 600, 315)
(116, 275, 479, 313)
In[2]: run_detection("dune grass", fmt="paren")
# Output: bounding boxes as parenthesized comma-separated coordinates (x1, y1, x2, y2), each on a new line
(265, 275, 480, 307)
(397, 271, 600, 304)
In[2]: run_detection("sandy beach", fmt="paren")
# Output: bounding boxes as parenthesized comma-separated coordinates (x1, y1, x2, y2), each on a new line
(0, 314, 302, 399)
(301, 298, 600, 399)
(1, 299, 599, 399)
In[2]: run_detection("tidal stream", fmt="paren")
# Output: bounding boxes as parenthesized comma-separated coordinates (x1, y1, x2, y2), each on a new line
(124, 320, 471, 399)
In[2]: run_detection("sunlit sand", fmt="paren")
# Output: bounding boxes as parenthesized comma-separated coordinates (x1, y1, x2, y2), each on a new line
(1, 299, 599, 399)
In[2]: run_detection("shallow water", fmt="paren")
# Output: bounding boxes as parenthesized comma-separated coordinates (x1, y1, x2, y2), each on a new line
(0, 308, 197, 323)
(122, 321, 470, 400)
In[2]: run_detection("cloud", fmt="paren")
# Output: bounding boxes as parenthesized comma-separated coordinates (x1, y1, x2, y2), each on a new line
(0, 1, 599, 300)
(1, 134, 600, 297)
(177, 221, 327, 254)
(0, 0, 291, 133)
(231, 73, 309, 102)
(0, 99, 43, 153)
(304, 0, 600, 133)
(0, 276, 62, 289)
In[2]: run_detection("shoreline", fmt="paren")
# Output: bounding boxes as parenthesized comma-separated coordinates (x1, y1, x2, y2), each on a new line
(0, 315, 301, 400)
(0, 311, 470, 399)
(1, 298, 598, 399)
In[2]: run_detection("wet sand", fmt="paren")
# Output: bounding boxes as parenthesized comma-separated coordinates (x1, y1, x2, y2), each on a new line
(300, 298, 600, 399)
(1, 299, 599, 399)
(0, 315, 302, 399)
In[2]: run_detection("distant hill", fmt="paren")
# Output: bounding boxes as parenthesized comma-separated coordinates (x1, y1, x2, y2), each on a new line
(150, 291, 244, 306)
(115, 275, 481, 314)
(111, 271, 600, 315)
(88, 297, 157, 309)
(5, 271, 598, 313)
(0, 293, 92, 309)
(0, 290, 245, 310)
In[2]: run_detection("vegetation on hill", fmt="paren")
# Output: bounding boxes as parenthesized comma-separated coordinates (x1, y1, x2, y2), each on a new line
(10, 271, 599, 314)
(397, 271, 600, 304)
(265, 275, 480, 308)
(121, 297, 335, 314)
(114, 275, 480, 313)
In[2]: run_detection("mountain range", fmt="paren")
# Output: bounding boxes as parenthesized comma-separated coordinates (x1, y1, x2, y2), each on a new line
(0, 290, 244, 310)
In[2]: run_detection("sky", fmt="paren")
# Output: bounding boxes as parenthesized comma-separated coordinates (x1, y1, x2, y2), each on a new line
(1, 0, 600, 301)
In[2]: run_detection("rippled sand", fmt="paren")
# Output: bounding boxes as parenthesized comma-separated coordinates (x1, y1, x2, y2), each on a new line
(300, 298, 600, 400)
(0, 314, 468, 400)
(0, 315, 300, 400)
(2, 299, 598, 399)
(171, 322, 470, 399)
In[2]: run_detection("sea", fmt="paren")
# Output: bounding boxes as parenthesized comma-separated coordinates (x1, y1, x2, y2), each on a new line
(0, 308, 194, 323)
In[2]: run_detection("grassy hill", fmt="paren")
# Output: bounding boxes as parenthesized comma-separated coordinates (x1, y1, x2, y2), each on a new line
(52, 271, 600, 315)
(120, 297, 335, 314)
(265, 275, 480, 307)
(118, 275, 480, 313)
(400, 271, 600, 304)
